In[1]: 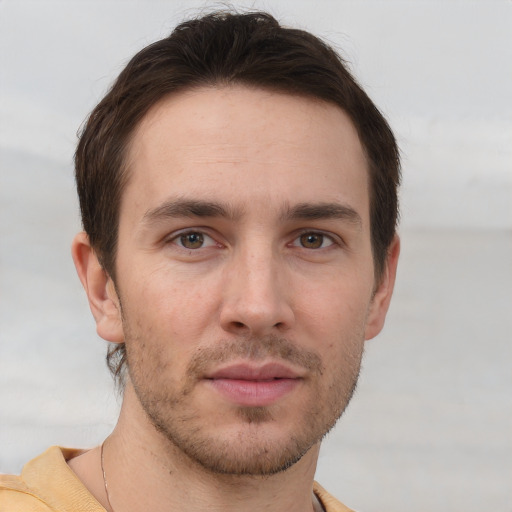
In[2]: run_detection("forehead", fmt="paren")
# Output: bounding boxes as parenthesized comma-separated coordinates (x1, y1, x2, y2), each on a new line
(123, 85, 369, 224)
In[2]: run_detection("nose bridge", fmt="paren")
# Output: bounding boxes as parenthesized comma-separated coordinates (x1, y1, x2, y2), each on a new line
(244, 241, 277, 299)
(220, 236, 293, 334)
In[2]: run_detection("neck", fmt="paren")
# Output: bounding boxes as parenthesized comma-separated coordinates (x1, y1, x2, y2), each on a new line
(75, 383, 322, 512)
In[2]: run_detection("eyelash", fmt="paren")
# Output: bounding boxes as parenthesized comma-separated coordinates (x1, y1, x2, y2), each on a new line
(168, 230, 219, 250)
(167, 229, 340, 251)
(290, 230, 339, 250)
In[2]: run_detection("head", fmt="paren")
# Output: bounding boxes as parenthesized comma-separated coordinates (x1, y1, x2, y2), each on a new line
(75, 11, 400, 384)
(76, 11, 399, 278)
(73, 10, 400, 475)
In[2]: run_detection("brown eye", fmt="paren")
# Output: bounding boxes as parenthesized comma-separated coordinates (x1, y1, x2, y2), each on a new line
(179, 232, 204, 249)
(299, 233, 324, 249)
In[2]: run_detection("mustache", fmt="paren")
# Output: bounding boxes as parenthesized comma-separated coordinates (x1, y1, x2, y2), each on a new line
(187, 334, 324, 377)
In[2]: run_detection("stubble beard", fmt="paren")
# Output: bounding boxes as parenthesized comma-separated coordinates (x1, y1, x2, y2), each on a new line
(125, 330, 363, 477)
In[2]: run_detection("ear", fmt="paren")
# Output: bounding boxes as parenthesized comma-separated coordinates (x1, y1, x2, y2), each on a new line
(364, 235, 400, 341)
(71, 232, 124, 343)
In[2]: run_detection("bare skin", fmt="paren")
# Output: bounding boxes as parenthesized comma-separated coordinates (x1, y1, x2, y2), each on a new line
(69, 86, 399, 512)
(70, 384, 324, 512)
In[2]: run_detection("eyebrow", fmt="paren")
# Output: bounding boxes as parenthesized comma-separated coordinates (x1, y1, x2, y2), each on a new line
(281, 202, 362, 227)
(142, 199, 242, 224)
(142, 198, 362, 228)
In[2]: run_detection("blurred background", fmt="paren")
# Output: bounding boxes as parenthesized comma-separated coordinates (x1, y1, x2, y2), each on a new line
(0, 1, 511, 511)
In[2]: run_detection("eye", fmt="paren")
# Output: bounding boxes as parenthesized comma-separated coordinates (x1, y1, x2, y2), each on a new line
(293, 232, 334, 249)
(173, 231, 217, 250)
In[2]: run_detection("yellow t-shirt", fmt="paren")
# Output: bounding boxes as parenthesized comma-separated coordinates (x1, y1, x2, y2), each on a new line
(0, 446, 355, 512)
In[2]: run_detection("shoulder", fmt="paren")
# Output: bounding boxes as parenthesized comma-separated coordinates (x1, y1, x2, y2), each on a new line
(0, 446, 104, 512)
(0, 474, 54, 511)
(313, 481, 358, 512)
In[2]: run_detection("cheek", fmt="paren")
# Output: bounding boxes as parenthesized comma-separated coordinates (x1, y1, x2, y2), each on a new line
(120, 267, 221, 363)
(129, 260, 218, 319)
(295, 283, 371, 380)
(298, 275, 373, 336)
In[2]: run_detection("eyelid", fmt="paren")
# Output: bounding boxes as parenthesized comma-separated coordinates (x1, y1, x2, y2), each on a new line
(166, 228, 220, 249)
(290, 229, 342, 249)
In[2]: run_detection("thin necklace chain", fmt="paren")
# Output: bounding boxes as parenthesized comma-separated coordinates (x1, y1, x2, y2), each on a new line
(100, 440, 115, 512)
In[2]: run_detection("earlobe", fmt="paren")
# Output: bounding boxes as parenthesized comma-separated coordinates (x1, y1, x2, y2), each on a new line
(71, 232, 124, 343)
(364, 235, 400, 341)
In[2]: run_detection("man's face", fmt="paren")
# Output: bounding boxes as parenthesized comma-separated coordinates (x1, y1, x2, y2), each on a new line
(108, 86, 394, 475)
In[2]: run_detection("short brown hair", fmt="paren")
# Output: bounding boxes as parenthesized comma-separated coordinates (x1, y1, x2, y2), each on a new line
(75, 10, 400, 384)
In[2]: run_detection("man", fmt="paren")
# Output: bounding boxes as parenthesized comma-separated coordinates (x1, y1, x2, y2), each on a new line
(0, 10, 400, 512)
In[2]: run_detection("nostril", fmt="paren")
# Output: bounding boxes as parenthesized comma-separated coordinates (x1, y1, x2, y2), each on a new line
(232, 321, 247, 330)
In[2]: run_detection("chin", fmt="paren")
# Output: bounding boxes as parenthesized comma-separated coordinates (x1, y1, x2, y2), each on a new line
(143, 397, 340, 477)
(162, 420, 320, 476)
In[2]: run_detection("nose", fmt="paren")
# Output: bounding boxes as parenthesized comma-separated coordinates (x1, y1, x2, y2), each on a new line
(219, 245, 295, 337)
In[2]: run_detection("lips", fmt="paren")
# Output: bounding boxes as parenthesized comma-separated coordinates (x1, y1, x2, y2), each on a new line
(205, 362, 303, 407)
(206, 362, 302, 381)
